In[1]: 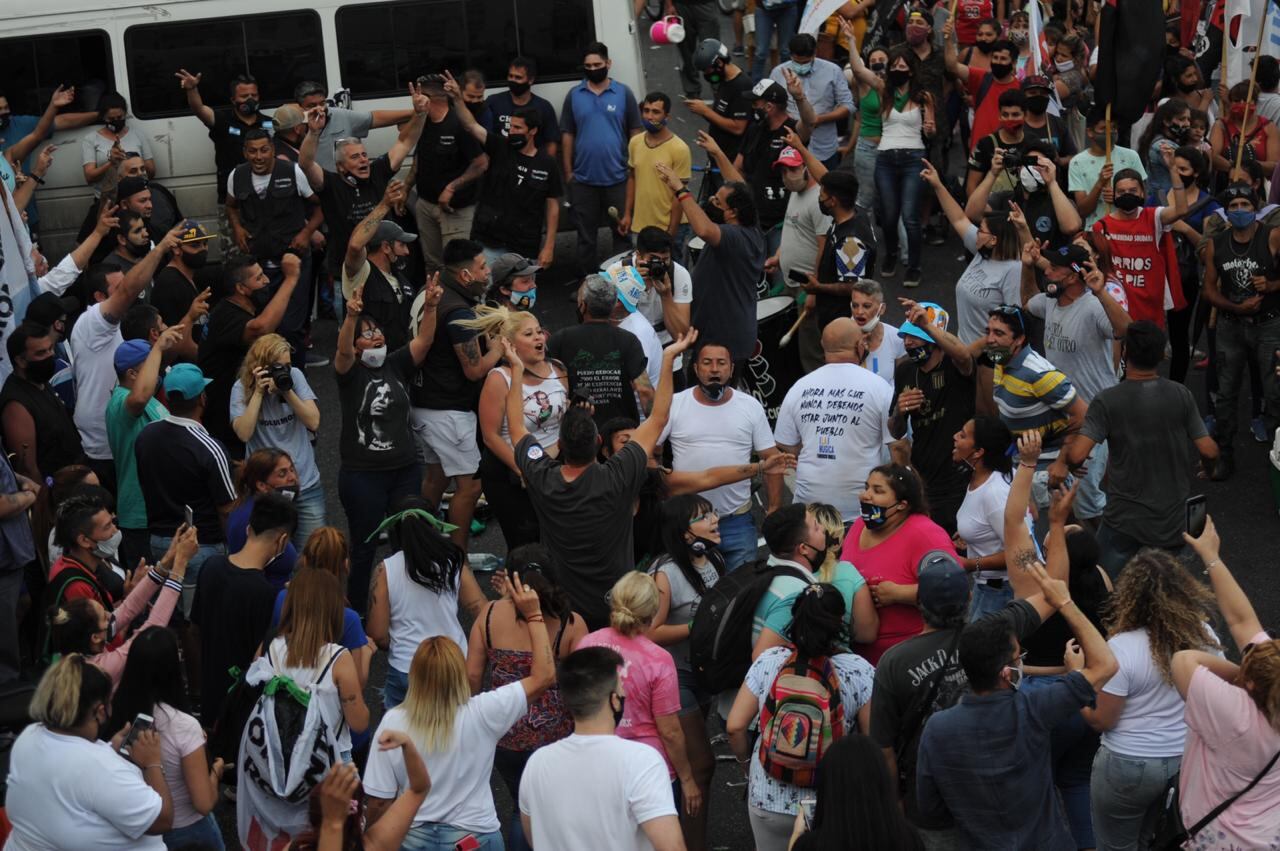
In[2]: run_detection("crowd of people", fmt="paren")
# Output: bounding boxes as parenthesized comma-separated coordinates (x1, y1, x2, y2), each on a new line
(1, 0, 1280, 849)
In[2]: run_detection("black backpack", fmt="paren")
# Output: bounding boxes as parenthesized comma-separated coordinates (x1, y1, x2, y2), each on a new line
(689, 559, 811, 693)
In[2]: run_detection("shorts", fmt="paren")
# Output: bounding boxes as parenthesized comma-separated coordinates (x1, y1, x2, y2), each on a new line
(411, 408, 480, 477)
(678, 667, 711, 714)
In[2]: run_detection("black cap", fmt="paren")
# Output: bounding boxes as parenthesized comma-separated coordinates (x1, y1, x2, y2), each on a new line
(752, 79, 788, 106)
(1045, 244, 1090, 274)
(24, 292, 78, 328)
(116, 176, 150, 202)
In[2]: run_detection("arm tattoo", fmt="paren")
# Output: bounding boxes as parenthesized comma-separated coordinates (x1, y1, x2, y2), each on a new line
(1012, 548, 1038, 572)
(457, 337, 482, 367)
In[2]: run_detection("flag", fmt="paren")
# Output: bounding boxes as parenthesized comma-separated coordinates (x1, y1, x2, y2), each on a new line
(0, 182, 37, 383)
(1094, 0, 1167, 124)
(1183, 0, 1204, 47)
(798, 0, 853, 35)
(861, 0, 911, 51)
(1026, 0, 1052, 74)
(1225, 0, 1280, 87)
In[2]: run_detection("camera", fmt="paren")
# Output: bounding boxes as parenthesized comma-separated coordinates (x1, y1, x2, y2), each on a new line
(999, 149, 1025, 171)
(645, 258, 668, 281)
(267, 363, 293, 393)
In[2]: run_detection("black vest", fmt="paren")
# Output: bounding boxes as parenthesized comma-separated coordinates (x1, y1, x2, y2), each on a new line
(411, 277, 481, 411)
(232, 160, 307, 262)
(362, 262, 414, 354)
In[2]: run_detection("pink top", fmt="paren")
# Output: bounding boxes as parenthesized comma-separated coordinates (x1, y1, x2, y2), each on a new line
(1179, 635, 1280, 850)
(91, 569, 183, 689)
(155, 703, 209, 829)
(840, 513, 958, 665)
(578, 627, 682, 777)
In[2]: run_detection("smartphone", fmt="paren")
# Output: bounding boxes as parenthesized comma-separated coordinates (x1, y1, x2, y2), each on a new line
(1185, 495, 1208, 538)
(183, 504, 194, 529)
(119, 712, 154, 757)
(799, 798, 817, 828)
(787, 268, 810, 284)
(453, 836, 481, 851)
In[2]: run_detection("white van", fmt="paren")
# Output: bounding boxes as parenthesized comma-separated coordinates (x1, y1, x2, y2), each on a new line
(0, 0, 645, 258)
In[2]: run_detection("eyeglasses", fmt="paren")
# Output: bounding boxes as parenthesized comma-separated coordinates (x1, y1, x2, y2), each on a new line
(1242, 629, 1278, 657)
(358, 329, 383, 340)
(689, 511, 719, 524)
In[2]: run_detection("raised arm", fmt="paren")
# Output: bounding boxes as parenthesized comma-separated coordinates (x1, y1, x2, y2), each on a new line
(8, 87, 74, 164)
(843, 20, 886, 91)
(126, 325, 184, 417)
(1184, 517, 1264, 649)
(68, 199, 119, 273)
(444, 74, 488, 144)
(387, 84, 430, 171)
(174, 70, 216, 127)
(693, 131, 744, 183)
(1031, 560, 1119, 690)
(1037, 156, 1083, 234)
(1157, 146, 1188, 225)
(899, 298, 974, 374)
(782, 68, 820, 133)
(242, 252, 301, 343)
(299, 108, 328, 190)
(943, 17, 969, 79)
(361, 737, 430, 851)
(503, 339, 531, 448)
(335, 287, 363, 375)
(631, 329, 697, 457)
(664, 453, 797, 495)
(106, 223, 186, 322)
(921, 158, 972, 237)
(1003, 431, 1043, 602)
(408, 275, 441, 365)
(346, 180, 402, 278)
(660, 161, 721, 245)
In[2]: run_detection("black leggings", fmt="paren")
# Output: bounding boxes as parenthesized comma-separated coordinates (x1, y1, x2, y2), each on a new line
(479, 451, 540, 550)
(1167, 260, 1204, 384)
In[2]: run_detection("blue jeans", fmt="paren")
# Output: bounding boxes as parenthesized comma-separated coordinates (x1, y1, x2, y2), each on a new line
(149, 537, 226, 617)
(1074, 440, 1108, 521)
(494, 748, 534, 851)
(164, 813, 224, 849)
(718, 511, 759, 572)
(338, 464, 421, 614)
(967, 580, 1013, 622)
(401, 822, 504, 851)
(751, 3, 800, 79)
(383, 664, 409, 710)
(853, 137, 880, 218)
(1090, 745, 1181, 851)
(1095, 523, 1184, 581)
(293, 482, 326, 549)
(1022, 673, 1099, 849)
(874, 147, 925, 271)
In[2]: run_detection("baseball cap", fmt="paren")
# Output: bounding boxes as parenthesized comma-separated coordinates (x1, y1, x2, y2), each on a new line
(273, 103, 305, 131)
(370, 220, 417, 246)
(177, 219, 214, 244)
(753, 78, 788, 106)
(116, 176, 150, 202)
(1021, 74, 1052, 92)
(24, 292, 78, 328)
(1046, 244, 1090, 274)
(162, 363, 214, 400)
(113, 339, 152, 372)
(906, 7, 932, 26)
(692, 38, 729, 71)
(604, 260, 647, 314)
(491, 253, 542, 287)
(917, 550, 970, 616)
(774, 146, 804, 168)
(898, 301, 950, 342)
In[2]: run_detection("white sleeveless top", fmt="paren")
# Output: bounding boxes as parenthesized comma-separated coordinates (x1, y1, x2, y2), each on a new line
(384, 550, 468, 673)
(879, 100, 926, 151)
(495, 363, 568, 447)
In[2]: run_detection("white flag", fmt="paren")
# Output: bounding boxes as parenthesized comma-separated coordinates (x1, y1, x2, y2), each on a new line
(1226, 0, 1280, 87)
(0, 182, 36, 384)
(798, 0, 852, 36)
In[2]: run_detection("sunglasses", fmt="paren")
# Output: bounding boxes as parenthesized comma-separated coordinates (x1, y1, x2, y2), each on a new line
(1242, 629, 1278, 657)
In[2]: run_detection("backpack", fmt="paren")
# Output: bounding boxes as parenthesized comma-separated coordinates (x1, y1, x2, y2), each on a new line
(689, 559, 812, 693)
(757, 651, 844, 787)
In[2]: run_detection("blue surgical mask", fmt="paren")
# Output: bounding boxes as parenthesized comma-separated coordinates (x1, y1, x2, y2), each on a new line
(642, 118, 667, 133)
(791, 60, 814, 77)
(511, 288, 538, 310)
(1228, 209, 1256, 229)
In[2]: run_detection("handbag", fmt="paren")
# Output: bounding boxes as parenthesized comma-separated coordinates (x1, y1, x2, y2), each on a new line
(1151, 749, 1280, 850)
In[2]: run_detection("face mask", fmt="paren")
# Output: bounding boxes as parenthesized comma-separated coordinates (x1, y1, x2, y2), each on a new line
(92, 527, 122, 562)
(466, 102, 486, 118)
(1177, 79, 1199, 94)
(508, 132, 528, 149)
(275, 486, 298, 502)
(1000, 118, 1025, 133)
(1010, 29, 1029, 44)
(699, 379, 726, 401)
(702, 200, 725, 224)
(1054, 58, 1075, 72)
(857, 312, 881, 334)
(1019, 166, 1043, 193)
(1167, 124, 1189, 143)
(888, 68, 911, 88)
(105, 118, 126, 133)
(585, 66, 609, 85)
(611, 693, 626, 727)
(1228, 209, 1256, 229)
(1114, 192, 1144, 212)
(1025, 95, 1050, 114)
(906, 25, 929, 46)
(24, 356, 56, 384)
(907, 343, 933, 363)
(507, 80, 531, 96)
(0, 114, 10, 131)
(975, 40, 995, 54)
(182, 250, 208, 268)
(237, 99, 259, 116)
(984, 344, 1013, 365)
(250, 286, 272, 309)
(817, 198, 834, 217)
(361, 345, 388, 368)
(752, 107, 767, 122)
(703, 66, 724, 85)
(1091, 132, 1113, 149)
(1231, 103, 1252, 121)
(791, 60, 814, 76)
(126, 240, 150, 258)
(1006, 660, 1024, 690)
(989, 62, 1013, 79)
(869, 61, 887, 74)
(642, 118, 667, 133)
(511, 288, 537, 309)
(860, 500, 897, 530)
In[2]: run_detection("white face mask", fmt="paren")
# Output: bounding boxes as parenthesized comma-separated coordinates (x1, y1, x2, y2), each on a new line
(856, 307, 884, 334)
(1020, 165, 1043, 193)
(94, 528, 123, 562)
(1054, 58, 1075, 72)
(360, 345, 388, 368)
(1007, 660, 1024, 690)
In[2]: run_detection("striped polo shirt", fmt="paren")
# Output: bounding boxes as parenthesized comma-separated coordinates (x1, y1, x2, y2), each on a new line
(993, 346, 1078, 458)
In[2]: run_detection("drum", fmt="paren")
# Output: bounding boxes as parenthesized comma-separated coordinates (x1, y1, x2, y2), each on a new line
(747, 296, 804, 425)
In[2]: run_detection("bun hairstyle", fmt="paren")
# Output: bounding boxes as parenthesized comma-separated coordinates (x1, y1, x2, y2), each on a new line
(507, 543, 572, 622)
(607, 571, 660, 637)
(47, 597, 101, 656)
(29, 653, 112, 730)
(788, 583, 848, 658)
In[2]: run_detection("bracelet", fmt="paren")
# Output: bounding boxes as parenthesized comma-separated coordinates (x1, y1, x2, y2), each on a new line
(675, 188, 691, 200)
(1204, 559, 1223, 574)
(32, 174, 45, 185)
(1019, 462, 1037, 469)
(735, 755, 751, 764)
(526, 613, 545, 623)
(142, 763, 163, 773)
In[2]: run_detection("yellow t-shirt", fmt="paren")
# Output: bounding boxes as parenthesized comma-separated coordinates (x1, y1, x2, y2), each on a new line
(627, 132, 692, 233)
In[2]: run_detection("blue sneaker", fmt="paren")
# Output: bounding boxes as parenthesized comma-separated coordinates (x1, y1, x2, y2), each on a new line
(1253, 416, 1269, 443)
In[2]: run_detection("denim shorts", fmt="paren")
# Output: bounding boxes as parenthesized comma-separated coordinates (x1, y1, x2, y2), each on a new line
(401, 822, 504, 851)
(677, 667, 711, 714)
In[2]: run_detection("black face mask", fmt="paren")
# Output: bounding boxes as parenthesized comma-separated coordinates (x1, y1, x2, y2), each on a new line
(466, 102, 486, 118)
(1114, 192, 1144, 212)
(699, 379, 727, 401)
(989, 62, 1013, 80)
(182, 250, 208, 268)
(703, 63, 725, 85)
(888, 68, 911, 88)
(24, 356, 56, 384)
(507, 80, 531, 96)
(817, 198, 834, 216)
(1044, 280, 1067, 299)
(1176, 79, 1199, 94)
(125, 240, 149, 258)
(585, 66, 609, 85)
(105, 118, 126, 134)
(1025, 95, 1050, 114)
(869, 62, 887, 74)
(611, 693, 626, 727)
(250, 286, 273, 310)
(702, 200, 725, 224)
(1166, 124, 1189, 143)
(907, 344, 933, 363)
(0, 114, 10, 132)
(508, 133, 528, 149)
(237, 99, 259, 116)
(975, 40, 995, 54)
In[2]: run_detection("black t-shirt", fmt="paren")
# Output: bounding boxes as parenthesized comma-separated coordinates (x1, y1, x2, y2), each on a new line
(892, 356, 975, 510)
(516, 434, 649, 629)
(483, 92, 560, 152)
(1212, 223, 1280, 314)
(967, 132, 1029, 183)
(708, 73, 755, 162)
(210, 109, 274, 203)
(197, 299, 253, 452)
(546, 322, 647, 425)
(689, 223, 767, 362)
(869, 599, 1041, 825)
(1016, 185, 1068, 249)
(1024, 115, 1076, 159)
(414, 111, 485, 208)
(739, 117, 796, 229)
(336, 345, 418, 471)
(472, 133, 563, 256)
(318, 155, 395, 275)
(133, 418, 237, 540)
(151, 266, 198, 328)
(191, 555, 278, 723)
(816, 216, 870, 330)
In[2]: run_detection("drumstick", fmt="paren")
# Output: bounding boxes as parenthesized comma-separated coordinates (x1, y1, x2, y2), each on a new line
(780, 299, 815, 347)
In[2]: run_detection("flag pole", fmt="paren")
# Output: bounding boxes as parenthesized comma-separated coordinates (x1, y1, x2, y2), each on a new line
(1105, 103, 1113, 165)
(1221, 4, 1232, 109)
(1235, 4, 1271, 173)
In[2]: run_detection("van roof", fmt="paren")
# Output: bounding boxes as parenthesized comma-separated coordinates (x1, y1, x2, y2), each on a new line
(4, 0, 218, 29)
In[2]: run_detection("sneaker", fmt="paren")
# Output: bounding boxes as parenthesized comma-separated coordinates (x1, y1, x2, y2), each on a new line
(880, 256, 898, 278)
(904, 268, 922, 287)
(305, 352, 329, 368)
(1253, 416, 1269, 443)
(732, 44, 745, 56)
(925, 225, 946, 246)
(1210, 455, 1235, 481)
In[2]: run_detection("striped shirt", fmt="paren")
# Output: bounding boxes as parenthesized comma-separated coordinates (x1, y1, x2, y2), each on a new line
(993, 347, 1078, 458)
(134, 415, 236, 542)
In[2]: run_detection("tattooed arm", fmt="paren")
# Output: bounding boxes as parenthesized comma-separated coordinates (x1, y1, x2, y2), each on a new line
(1004, 431, 1043, 603)
(332, 651, 369, 734)
(454, 328, 503, 382)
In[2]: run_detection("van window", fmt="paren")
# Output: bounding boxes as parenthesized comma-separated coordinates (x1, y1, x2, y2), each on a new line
(125, 12, 326, 119)
(336, 0, 596, 96)
(0, 30, 113, 116)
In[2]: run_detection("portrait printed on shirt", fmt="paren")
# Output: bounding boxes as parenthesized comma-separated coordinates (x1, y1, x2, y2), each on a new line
(355, 375, 409, 452)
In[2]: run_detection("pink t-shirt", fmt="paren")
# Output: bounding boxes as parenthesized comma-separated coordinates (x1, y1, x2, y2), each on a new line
(577, 627, 681, 776)
(154, 703, 209, 829)
(1179, 634, 1280, 850)
(840, 513, 958, 665)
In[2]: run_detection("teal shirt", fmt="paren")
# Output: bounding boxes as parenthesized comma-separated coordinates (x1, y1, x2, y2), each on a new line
(105, 386, 167, 529)
(752, 558, 867, 646)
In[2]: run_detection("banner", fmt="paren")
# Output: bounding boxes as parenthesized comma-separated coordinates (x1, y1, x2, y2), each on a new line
(1094, 0, 1167, 124)
(799, 0, 852, 35)
(1226, 0, 1280, 86)
(0, 182, 37, 384)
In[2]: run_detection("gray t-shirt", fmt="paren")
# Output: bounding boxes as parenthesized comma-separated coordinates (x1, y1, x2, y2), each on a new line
(954, 225, 1022, 343)
(777, 183, 831, 281)
(650, 555, 721, 671)
(316, 107, 374, 172)
(81, 127, 155, 196)
(228, 367, 321, 491)
(1081, 377, 1208, 547)
(1025, 292, 1118, 403)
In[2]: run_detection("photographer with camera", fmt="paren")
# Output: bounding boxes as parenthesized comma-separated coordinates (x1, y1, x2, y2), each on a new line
(631, 226, 692, 346)
(966, 89, 1031, 197)
(230, 333, 323, 544)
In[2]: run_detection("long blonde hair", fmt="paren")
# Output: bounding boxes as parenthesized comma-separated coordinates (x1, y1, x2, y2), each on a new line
(608, 572, 659, 637)
(808, 503, 844, 583)
(278, 569, 344, 670)
(452, 304, 535, 342)
(402, 637, 471, 751)
(238, 332, 291, 392)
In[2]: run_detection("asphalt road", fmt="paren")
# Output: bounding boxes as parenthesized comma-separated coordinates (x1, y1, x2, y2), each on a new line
(213, 20, 1280, 849)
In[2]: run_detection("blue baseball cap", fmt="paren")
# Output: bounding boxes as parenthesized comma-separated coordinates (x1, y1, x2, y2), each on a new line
(113, 339, 152, 372)
(917, 550, 970, 616)
(898, 301, 950, 343)
(162, 363, 213, 400)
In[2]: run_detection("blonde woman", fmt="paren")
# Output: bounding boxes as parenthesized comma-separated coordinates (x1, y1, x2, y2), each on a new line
(461, 304, 568, 549)
(229, 333, 324, 542)
(579, 572, 703, 826)
(363, 572, 554, 850)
